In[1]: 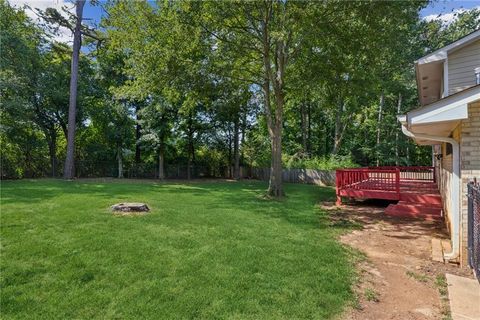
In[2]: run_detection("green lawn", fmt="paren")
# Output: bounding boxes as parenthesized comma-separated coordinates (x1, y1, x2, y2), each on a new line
(1, 179, 356, 319)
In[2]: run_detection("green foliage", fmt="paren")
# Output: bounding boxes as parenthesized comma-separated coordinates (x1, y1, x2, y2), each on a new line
(283, 154, 358, 170)
(2, 0, 479, 179)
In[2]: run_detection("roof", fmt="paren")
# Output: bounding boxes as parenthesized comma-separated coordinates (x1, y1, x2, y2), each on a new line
(416, 29, 480, 65)
(409, 84, 480, 121)
(398, 85, 480, 145)
(415, 29, 480, 107)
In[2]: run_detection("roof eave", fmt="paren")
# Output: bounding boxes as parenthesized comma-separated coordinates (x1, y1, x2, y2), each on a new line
(415, 29, 480, 66)
(407, 85, 480, 127)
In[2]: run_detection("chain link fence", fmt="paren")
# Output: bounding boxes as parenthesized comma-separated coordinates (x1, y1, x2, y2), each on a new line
(467, 179, 480, 281)
(75, 161, 234, 179)
(2, 158, 336, 186)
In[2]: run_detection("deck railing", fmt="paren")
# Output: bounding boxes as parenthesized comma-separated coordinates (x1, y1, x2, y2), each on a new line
(336, 166, 435, 205)
(368, 166, 436, 182)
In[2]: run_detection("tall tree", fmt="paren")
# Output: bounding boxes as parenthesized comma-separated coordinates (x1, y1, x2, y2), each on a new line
(63, 0, 85, 179)
(38, 0, 103, 178)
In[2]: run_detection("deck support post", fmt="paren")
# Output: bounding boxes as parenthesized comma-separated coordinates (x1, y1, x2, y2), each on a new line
(336, 195, 342, 206)
(336, 170, 342, 206)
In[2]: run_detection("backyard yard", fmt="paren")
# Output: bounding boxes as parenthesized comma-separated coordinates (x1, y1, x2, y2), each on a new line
(0, 180, 358, 319)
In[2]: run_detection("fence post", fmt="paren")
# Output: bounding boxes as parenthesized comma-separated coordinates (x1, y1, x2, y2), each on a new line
(433, 166, 437, 184)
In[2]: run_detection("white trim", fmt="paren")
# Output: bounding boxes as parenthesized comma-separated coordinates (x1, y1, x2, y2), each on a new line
(443, 58, 449, 98)
(408, 86, 480, 125)
(401, 125, 460, 261)
(416, 30, 480, 65)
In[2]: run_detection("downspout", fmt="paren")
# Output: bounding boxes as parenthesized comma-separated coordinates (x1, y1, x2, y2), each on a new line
(401, 125, 460, 261)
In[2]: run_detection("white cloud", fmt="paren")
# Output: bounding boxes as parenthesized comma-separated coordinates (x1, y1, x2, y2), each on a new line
(8, 0, 74, 43)
(423, 6, 480, 25)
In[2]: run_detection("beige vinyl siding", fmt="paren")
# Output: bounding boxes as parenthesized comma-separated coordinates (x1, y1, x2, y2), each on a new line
(448, 39, 480, 95)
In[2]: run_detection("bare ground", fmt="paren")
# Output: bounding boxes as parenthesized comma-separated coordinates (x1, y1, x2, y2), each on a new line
(321, 200, 473, 320)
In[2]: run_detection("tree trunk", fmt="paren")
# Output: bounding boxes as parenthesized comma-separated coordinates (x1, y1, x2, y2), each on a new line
(268, 41, 286, 197)
(135, 104, 142, 163)
(25, 147, 33, 178)
(261, 9, 285, 198)
(227, 127, 232, 178)
(63, 0, 85, 179)
(233, 117, 240, 180)
(268, 125, 283, 197)
(56, 112, 68, 141)
(241, 107, 246, 164)
(332, 98, 344, 154)
(186, 112, 195, 180)
(188, 138, 194, 180)
(158, 145, 165, 180)
(376, 92, 384, 166)
(117, 146, 123, 178)
(307, 103, 311, 154)
(47, 128, 57, 177)
(300, 102, 308, 153)
(395, 93, 402, 166)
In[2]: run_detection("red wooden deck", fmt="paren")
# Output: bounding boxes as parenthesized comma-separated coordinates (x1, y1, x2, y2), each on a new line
(336, 166, 443, 220)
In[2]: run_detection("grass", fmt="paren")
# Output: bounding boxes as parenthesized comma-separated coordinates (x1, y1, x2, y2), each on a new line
(364, 288, 379, 302)
(406, 270, 430, 283)
(0, 179, 357, 319)
(435, 274, 452, 320)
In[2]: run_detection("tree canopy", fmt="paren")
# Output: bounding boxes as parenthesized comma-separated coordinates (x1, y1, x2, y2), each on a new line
(2, 0, 479, 196)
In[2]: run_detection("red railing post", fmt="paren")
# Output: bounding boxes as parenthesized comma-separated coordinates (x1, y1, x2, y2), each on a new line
(336, 170, 342, 206)
(395, 167, 400, 198)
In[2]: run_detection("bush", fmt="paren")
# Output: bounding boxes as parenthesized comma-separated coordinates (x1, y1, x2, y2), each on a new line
(283, 154, 358, 170)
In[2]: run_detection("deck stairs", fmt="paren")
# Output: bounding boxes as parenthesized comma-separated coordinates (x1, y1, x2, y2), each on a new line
(385, 182, 443, 221)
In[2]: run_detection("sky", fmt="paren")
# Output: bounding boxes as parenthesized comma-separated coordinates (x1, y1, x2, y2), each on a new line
(421, 0, 480, 22)
(9, 0, 480, 44)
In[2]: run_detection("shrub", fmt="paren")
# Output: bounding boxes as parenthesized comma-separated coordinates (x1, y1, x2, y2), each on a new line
(283, 154, 358, 170)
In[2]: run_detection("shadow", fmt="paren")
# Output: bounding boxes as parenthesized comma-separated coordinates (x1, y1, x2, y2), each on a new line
(1, 179, 168, 205)
(320, 199, 450, 241)
(190, 181, 337, 230)
(2, 179, 348, 234)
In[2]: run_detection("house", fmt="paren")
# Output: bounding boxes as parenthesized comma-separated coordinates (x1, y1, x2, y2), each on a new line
(398, 29, 480, 265)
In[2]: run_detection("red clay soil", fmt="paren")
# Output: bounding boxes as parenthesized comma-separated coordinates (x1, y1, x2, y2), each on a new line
(320, 201, 473, 320)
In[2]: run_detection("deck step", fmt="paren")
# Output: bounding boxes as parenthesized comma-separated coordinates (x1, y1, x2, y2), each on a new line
(400, 193, 442, 205)
(400, 188, 440, 193)
(385, 204, 443, 221)
(389, 204, 442, 215)
(397, 201, 443, 209)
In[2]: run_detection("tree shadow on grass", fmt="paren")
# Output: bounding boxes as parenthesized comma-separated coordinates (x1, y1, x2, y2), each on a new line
(196, 182, 338, 231)
(1, 179, 340, 233)
(1, 179, 165, 205)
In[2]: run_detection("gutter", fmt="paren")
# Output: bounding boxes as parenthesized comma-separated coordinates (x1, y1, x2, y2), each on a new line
(401, 125, 460, 261)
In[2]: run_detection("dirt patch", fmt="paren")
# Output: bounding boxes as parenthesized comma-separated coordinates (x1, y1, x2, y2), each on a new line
(321, 200, 473, 320)
(111, 202, 150, 216)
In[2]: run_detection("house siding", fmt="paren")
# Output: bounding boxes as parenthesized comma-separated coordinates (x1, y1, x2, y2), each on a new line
(438, 125, 460, 235)
(448, 39, 480, 95)
(459, 101, 480, 266)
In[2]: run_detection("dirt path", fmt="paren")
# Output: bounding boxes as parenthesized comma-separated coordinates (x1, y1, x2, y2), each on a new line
(321, 201, 473, 320)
